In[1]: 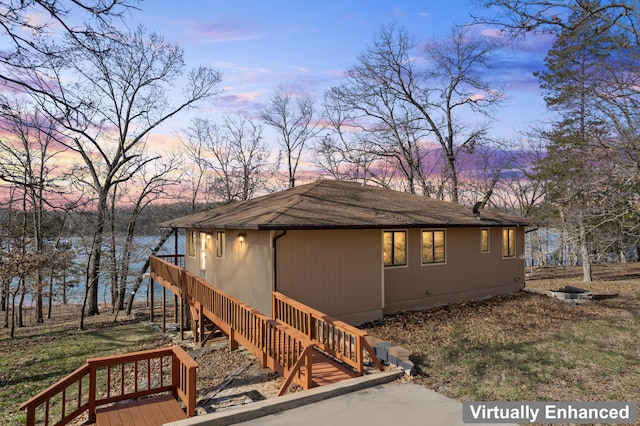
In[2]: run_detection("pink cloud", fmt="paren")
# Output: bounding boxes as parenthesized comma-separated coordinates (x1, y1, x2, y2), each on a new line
(182, 19, 264, 43)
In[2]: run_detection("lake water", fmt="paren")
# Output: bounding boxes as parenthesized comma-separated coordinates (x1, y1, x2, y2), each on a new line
(18, 233, 185, 308)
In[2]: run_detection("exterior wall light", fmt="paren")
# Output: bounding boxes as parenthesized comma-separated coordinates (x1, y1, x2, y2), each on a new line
(237, 232, 246, 244)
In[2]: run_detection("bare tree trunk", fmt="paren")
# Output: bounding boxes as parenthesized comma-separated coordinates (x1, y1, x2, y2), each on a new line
(86, 194, 107, 317)
(108, 190, 118, 311)
(47, 267, 54, 319)
(35, 273, 43, 323)
(18, 279, 26, 328)
(33, 207, 44, 323)
(1, 282, 6, 313)
(10, 293, 16, 338)
(80, 275, 89, 330)
(3, 282, 9, 328)
(62, 268, 68, 304)
(116, 234, 135, 311)
(125, 228, 175, 316)
(580, 220, 592, 282)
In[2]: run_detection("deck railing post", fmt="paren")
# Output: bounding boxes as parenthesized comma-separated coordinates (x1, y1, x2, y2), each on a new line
(261, 321, 267, 367)
(162, 285, 166, 333)
(150, 277, 155, 323)
(272, 293, 276, 319)
(304, 345, 313, 390)
(229, 328, 239, 351)
(88, 362, 97, 422)
(356, 336, 364, 375)
(198, 301, 204, 346)
(24, 405, 35, 426)
(179, 296, 184, 341)
(174, 294, 178, 323)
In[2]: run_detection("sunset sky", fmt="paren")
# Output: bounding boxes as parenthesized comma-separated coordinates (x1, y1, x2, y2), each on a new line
(125, 1, 553, 146)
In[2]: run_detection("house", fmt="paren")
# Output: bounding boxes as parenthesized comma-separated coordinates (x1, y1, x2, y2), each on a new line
(161, 179, 531, 325)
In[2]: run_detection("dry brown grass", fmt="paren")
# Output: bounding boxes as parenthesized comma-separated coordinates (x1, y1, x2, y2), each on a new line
(362, 263, 640, 408)
(4, 264, 640, 425)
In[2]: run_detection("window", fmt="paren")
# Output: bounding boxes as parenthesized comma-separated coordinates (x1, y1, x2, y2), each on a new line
(187, 231, 196, 258)
(199, 232, 207, 271)
(216, 231, 225, 257)
(502, 228, 516, 258)
(481, 228, 490, 253)
(383, 230, 407, 267)
(422, 230, 445, 264)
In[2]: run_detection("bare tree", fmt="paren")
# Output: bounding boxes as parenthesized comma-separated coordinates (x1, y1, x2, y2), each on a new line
(184, 118, 234, 203)
(0, 0, 138, 95)
(0, 185, 66, 336)
(221, 115, 273, 201)
(184, 116, 274, 203)
(328, 24, 504, 202)
(28, 25, 221, 327)
(313, 91, 378, 183)
(109, 157, 182, 312)
(180, 123, 214, 211)
(260, 87, 320, 188)
(472, 1, 637, 42)
(0, 100, 69, 322)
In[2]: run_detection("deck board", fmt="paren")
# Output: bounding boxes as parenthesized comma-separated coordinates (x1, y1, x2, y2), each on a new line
(95, 394, 186, 426)
(310, 350, 358, 387)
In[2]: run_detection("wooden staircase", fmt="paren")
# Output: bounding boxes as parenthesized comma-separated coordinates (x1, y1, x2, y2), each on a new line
(20, 346, 198, 426)
(149, 255, 383, 395)
(19, 258, 384, 426)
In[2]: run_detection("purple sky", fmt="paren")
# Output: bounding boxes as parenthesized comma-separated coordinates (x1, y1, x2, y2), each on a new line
(125, 1, 553, 145)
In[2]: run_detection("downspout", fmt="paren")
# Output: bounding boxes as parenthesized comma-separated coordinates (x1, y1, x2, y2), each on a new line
(272, 230, 287, 293)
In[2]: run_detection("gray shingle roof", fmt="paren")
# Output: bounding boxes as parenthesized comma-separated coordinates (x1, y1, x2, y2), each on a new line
(161, 180, 531, 230)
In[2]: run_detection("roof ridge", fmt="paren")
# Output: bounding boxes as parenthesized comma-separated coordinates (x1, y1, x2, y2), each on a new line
(260, 180, 324, 224)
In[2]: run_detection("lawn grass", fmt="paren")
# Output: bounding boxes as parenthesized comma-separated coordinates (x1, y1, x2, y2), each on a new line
(0, 305, 170, 426)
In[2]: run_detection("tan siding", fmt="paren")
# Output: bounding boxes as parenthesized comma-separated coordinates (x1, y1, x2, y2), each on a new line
(384, 227, 525, 314)
(183, 229, 273, 315)
(182, 226, 525, 322)
(276, 229, 383, 324)
(214, 230, 273, 315)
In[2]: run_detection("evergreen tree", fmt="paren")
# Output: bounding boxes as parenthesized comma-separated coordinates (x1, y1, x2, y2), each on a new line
(533, 1, 620, 280)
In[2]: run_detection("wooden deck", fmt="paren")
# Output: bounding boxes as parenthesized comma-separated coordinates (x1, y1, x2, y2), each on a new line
(310, 350, 358, 387)
(95, 394, 186, 426)
(20, 346, 198, 426)
(149, 256, 384, 396)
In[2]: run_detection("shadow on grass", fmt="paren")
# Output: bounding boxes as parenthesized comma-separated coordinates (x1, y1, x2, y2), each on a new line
(3, 322, 165, 389)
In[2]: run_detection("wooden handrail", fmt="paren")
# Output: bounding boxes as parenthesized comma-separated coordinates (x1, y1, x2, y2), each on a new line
(272, 291, 384, 374)
(155, 253, 185, 267)
(19, 364, 90, 426)
(171, 345, 199, 416)
(20, 346, 198, 426)
(150, 255, 316, 395)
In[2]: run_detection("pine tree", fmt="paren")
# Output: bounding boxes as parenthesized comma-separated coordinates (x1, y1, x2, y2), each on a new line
(533, 1, 621, 281)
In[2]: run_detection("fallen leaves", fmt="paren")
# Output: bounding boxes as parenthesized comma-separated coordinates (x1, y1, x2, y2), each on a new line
(362, 263, 640, 404)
